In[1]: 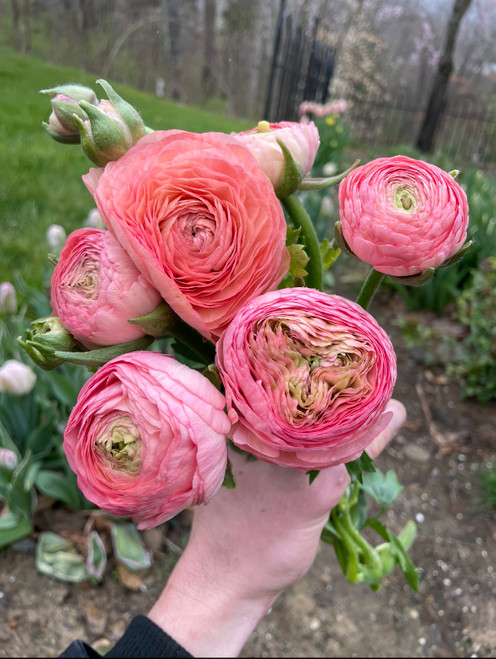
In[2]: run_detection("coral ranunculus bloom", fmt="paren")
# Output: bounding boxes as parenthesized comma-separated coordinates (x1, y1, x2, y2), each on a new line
(83, 130, 290, 342)
(64, 351, 230, 529)
(338, 156, 469, 276)
(216, 288, 397, 471)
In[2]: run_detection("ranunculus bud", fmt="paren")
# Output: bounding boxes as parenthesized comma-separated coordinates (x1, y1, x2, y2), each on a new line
(74, 80, 146, 166)
(231, 121, 320, 197)
(50, 228, 162, 349)
(40, 84, 98, 144)
(46, 224, 67, 253)
(0, 282, 17, 315)
(18, 316, 78, 371)
(0, 448, 18, 471)
(0, 359, 36, 396)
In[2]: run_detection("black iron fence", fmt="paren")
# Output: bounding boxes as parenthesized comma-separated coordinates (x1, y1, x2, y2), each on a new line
(264, 0, 335, 122)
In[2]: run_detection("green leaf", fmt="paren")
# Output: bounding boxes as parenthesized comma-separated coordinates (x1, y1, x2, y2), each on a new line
(35, 469, 82, 510)
(86, 530, 107, 582)
(320, 238, 341, 271)
(222, 458, 236, 489)
(345, 451, 376, 484)
(387, 530, 419, 592)
(307, 470, 320, 484)
(286, 225, 302, 246)
(361, 470, 403, 508)
(36, 532, 89, 582)
(0, 514, 33, 549)
(111, 523, 152, 572)
(288, 244, 309, 278)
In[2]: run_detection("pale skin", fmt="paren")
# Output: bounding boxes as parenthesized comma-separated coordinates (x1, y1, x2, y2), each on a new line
(148, 399, 406, 657)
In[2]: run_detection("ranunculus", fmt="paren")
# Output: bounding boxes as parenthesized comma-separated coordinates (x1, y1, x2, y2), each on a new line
(64, 351, 230, 529)
(231, 121, 320, 193)
(216, 288, 396, 471)
(83, 130, 289, 342)
(0, 359, 36, 396)
(50, 228, 162, 349)
(338, 155, 469, 276)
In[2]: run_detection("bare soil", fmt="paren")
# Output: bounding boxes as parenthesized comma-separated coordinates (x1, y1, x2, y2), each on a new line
(1, 293, 495, 658)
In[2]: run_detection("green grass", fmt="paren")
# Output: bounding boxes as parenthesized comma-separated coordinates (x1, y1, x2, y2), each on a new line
(0, 47, 250, 292)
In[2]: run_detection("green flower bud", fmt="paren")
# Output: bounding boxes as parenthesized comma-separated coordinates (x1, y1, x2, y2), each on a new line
(18, 317, 79, 370)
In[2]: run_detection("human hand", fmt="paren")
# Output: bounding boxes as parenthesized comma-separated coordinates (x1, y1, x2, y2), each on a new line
(148, 399, 406, 657)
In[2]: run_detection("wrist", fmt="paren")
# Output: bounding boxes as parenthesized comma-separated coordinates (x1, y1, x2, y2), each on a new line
(148, 539, 278, 657)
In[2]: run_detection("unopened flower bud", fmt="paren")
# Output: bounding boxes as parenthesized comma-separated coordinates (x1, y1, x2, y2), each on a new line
(75, 80, 146, 166)
(0, 448, 18, 471)
(41, 84, 98, 144)
(46, 224, 67, 252)
(0, 359, 36, 396)
(0, 282, 17, 315)
(84, 208, 105, 229)
(18, 316, 79, 370)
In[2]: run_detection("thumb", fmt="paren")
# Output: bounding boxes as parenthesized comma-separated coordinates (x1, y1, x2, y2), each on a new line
(366, 398, 406, 460)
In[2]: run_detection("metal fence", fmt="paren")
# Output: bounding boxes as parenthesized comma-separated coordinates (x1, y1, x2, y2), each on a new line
(344, 92, 496, 169)
(264, 0, 335, 122)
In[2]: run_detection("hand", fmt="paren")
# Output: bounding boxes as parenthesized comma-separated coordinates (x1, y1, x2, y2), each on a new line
(148, 399, 406, 657)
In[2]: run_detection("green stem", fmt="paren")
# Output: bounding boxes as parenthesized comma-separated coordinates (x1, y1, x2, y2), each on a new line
(330, 507, 362, 583)
(282, 194, 323, 291)
(355, 267, 385, 310)
(339, 506, 383, 582)
(168, 318, 216, 366)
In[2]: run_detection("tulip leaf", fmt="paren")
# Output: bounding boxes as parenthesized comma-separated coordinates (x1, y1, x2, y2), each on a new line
(35, 469, 83, 510)
(36, 532, 89, 582)
(86, 530, 107, 582)
(111, 522, 151, 572)
(0, 514, 33, 549)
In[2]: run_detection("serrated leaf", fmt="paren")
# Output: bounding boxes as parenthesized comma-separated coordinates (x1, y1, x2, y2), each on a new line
(288, 244, 309, 278)
(286, 225, 302, 246)
(361, 469, 403, 508)
(345, 451, 376, 484)
(320, 238, 341, 270)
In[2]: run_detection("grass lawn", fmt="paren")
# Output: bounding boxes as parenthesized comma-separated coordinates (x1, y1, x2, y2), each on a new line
(0, 47, 250, 294)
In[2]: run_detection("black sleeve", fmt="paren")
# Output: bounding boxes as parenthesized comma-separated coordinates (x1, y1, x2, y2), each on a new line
(59, 615, 193, 658)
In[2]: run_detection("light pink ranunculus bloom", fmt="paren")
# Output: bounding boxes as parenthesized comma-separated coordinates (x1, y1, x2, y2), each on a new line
(0, 359, 36, 396)
(50, 228, 162, 349)
(216, 288, 397, 471)
(83, 130, 289, 342)
(231, 121, 320, 191)
(64, 351, 230, 529)
(338, 155, 469, 276)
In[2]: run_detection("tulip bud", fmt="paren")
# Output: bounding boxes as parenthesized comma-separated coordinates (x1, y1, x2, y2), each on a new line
(0, 282, 17, 315)
(75, 80, 146, 167)
(18, 316, 79, 370)
(0, 448, 18, 471)
(40, 84, 98, 144)
(46, 224, 67, 253)
(0, 359, 36, 396)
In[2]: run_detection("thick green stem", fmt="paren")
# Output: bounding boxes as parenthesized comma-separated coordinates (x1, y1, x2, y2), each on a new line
(282, 194, 323, 291)
(355, 267, 385, 310)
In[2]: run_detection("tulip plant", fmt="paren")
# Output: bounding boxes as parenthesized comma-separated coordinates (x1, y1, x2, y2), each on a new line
(14, 79, 471, 592)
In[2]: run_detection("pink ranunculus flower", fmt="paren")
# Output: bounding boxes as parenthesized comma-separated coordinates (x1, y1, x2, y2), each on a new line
(64, 351, 230, 529)
(231, 121, 320, 193)
(216, 288, 397, 471)
(50, 228, 162, 349)
(338, 155, 469, 277)
(83, 130, 289, 343)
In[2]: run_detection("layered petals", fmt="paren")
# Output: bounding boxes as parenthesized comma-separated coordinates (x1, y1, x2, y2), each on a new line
(64, 351, 230, 529)
(216, 288, 397, 471)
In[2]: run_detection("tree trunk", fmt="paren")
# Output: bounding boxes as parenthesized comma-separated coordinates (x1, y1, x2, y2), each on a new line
(416, 0, 473, 153)
(202, 0, 217, 100)
(165, 0, 182, 102)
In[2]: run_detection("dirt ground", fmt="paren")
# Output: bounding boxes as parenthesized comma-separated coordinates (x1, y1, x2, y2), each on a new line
(1, 291, 495, 658)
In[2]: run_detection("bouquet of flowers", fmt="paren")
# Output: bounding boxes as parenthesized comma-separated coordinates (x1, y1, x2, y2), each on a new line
(18, 80, 470, 591)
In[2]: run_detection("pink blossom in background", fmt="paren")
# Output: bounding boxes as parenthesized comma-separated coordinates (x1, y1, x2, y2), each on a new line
(231, 121, 320, 190)
(84, 130, 289, 343)
(64, 351, 230, 529)
(338, 156, 469, 276)
(216, 288, 396, 471)
(0, 359, 36, 396)
(50, 228, 162, 348)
